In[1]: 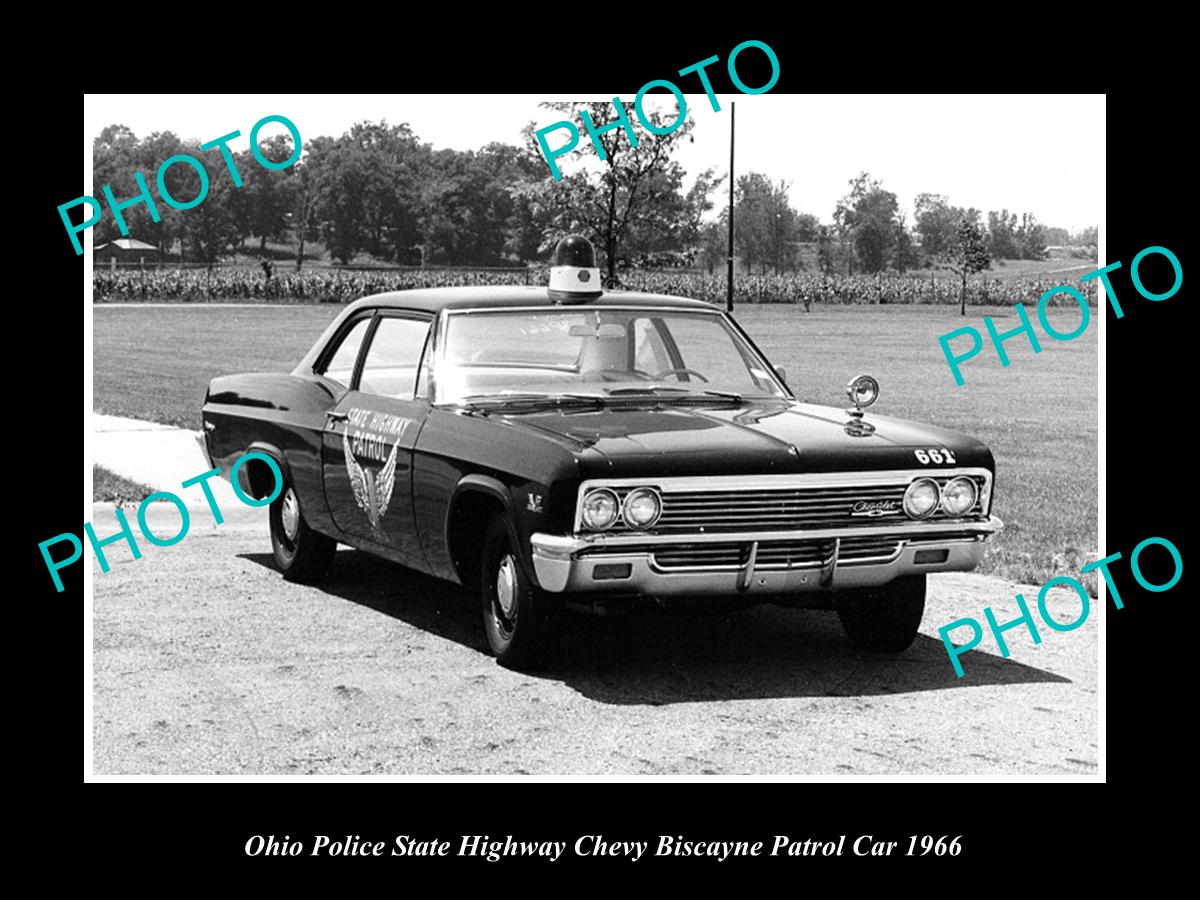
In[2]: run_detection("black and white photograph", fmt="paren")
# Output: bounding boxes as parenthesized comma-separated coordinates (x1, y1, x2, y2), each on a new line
(77, 90, 1108, 778)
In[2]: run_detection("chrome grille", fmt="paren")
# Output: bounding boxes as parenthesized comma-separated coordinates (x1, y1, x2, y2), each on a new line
(838, 536, 904, 564)
(599, 475, 987, 533)
(650, 537, 901, 572)
(653, 539, 840, 572)
(652, 543, 749, 571)
(753, 540, 836, 570)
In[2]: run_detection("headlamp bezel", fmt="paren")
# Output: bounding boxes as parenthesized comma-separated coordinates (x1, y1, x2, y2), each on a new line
(580, 487, 620, 531)
(903, 477, 941, 519)
(940, 476, 979, 517)
(621, 487, 662, 529)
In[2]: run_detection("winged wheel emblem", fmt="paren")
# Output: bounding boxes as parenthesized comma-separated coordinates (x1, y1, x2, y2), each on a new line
(344, 431, 402, 535)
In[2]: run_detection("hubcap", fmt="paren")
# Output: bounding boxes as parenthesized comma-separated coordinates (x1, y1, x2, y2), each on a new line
(494, 554, 518, 632)
(280, 487, 300, 542)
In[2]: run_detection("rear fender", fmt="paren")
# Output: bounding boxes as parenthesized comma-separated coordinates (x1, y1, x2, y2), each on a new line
(235, 441, 292, 500)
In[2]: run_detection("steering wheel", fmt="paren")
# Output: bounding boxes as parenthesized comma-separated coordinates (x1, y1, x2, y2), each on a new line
(653, 367, 709, 383)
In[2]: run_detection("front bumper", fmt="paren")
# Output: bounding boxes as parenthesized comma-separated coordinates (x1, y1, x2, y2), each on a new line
(530, 517, 1003, 596)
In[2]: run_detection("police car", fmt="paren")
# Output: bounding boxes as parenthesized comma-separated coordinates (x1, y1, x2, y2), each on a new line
(201, 236, 1002, 669)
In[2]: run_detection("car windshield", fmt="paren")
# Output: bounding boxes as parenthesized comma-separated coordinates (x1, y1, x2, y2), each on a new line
(436, 308, 788, 404)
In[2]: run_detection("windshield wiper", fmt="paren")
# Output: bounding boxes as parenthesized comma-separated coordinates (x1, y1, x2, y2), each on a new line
(458, 391, 608, 409)
(606, 386, 744, 402)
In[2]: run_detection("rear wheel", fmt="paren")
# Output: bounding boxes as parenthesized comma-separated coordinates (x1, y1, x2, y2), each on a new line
(836, 574, 926, 652)
(480, 516, 560, 670)
(269, 480, 336, 582)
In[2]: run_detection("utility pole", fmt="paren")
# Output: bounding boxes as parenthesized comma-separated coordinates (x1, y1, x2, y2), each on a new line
(726, 101, 736, 312)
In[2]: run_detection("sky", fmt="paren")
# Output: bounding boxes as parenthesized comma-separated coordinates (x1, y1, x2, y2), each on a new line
(85, 94, 1105, 233)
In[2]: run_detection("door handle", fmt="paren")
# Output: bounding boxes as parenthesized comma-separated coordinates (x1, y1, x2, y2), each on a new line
(325, 410, 348, 425)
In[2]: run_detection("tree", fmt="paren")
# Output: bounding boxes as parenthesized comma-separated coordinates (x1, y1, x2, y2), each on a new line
(618, 164, 691, 260)
(834, 172, 905, 274)
(520, 101, 696, 282)
(794, 212, 820, 242)
(93, 126, 190, 254)
(135, 131, 191, 255)
(305, 121, 425, 264)
(831, 178, 857, 274)
(503, 127, 559, 263)
(242, 133, 299, 253)
(987, 209, 1020, 259)
(944, 215, 992, 315)
(815, 224, 835, 275)
(681, 168, 724, 251)
(290, 139, 325, 270)
(733, 172, 772, 273)
(732, 172, 809, 274)
(698, 218, 727, 274)
(914, 193, 958, 257)
(1042, 225, 1070, 247)
(163, 140, 240, 267)
(92, 124, 142, 246)
(891, 214, 919, 273)
(409, 143, 545, 266)
(1016, 212, 1047, 260)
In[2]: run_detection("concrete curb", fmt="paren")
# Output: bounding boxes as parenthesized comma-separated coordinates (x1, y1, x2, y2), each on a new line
(93, 413, 243, 511)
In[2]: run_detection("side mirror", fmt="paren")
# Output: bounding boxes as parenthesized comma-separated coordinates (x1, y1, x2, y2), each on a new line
(773, 365, 788, 384)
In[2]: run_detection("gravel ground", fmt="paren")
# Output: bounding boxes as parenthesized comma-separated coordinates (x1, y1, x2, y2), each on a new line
(91, 503, 1098, 776)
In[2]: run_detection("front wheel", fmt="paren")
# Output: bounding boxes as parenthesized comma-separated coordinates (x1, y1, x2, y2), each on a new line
(480, 516, 560, 670)
(269, 479, 336, 582)
(836, 574, 926, 652)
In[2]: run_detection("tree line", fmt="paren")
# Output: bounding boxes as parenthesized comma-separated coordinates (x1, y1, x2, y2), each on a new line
(93, 105, 1093, 280)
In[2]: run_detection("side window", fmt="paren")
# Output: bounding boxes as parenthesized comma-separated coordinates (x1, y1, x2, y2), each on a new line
(358, 316, 432, 399)
(319, 316, 373, 387)
(414, 329, 433, 399)
(633, 318, 672, 374)
(658, 315, 766, 392)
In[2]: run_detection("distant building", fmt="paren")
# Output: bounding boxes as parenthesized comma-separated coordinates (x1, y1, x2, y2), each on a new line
(94, 238, 161, 264)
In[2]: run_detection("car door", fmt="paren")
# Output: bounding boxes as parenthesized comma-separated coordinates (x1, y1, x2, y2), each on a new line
(321, 310, 433, 566)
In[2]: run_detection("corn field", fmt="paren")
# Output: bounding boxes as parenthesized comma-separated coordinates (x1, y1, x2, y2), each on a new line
(93, 267, 1099, 308)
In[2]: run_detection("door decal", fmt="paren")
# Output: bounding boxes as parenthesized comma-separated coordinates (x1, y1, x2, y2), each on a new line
(342, 408, 415, 536)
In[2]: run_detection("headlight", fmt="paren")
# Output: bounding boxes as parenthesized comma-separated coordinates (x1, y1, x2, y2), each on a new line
(581, 488, 619, 530)
(846, 374, 879, 409)
(622, 488, 661, 529)
(903, 478, 940, 519)
(940, 477, 978, 516)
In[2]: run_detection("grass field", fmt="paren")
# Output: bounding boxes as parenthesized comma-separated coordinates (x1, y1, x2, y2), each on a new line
(93, 303, 1097, 592)
(93, 465, 153, 505)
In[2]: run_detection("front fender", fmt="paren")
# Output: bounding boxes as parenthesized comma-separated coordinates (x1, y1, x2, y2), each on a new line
(446, 474, 558, 589)
(449, 473, 513, 516)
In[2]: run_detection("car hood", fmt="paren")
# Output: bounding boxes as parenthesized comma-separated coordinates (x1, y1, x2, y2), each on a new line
(487, 400, 993, 477)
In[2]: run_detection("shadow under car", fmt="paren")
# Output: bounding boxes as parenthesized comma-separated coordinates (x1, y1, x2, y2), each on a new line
(239, 549, 1069, 706)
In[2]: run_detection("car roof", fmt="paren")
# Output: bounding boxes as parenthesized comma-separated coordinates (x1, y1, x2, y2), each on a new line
(344, 285, 720, 314)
